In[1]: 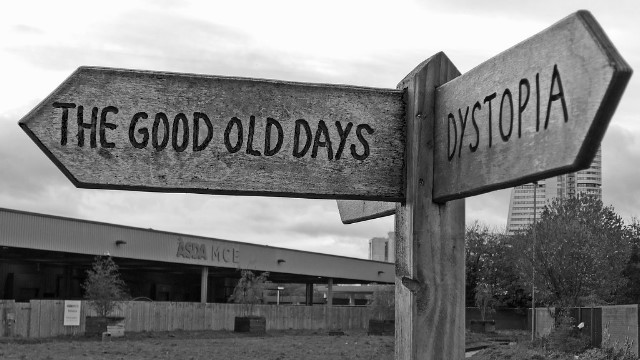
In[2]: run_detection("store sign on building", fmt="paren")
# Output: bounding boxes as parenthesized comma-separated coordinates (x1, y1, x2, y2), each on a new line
(175, 237, 239, 264)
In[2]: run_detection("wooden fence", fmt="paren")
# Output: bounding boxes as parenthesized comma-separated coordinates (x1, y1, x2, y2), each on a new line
(0, 300, 372, 338)
(530, 305, 640, 356)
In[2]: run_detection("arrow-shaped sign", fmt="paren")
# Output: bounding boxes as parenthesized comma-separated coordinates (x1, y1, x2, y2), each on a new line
(19, 70, 405, 200)
(433, 10, 631, 202)
(337, 10, 631, 223)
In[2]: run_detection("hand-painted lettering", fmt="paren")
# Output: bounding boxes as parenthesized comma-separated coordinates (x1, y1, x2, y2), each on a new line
(457, 107, 469, 158)
(311, 120, 333, 160)
(483, 93, 497, 149)
(245, 115, 261, 156)
(99, 106, 118, 149)
(293, 119, 312, 158)
(447, 113, 457, 161)
(351, 124, 373, 161)
(518, 79, 530, 138)
(75, 106, 99, 148)
(52, 102, 76, 146)
(445, 65, 569, 162)
(171, 113, 189, 152)
(152, 113, 170, 151)
(224, 117, 243, 153)
(264, 117, 283, 156)
(334, 121, 353, 160)
(193, 112, 213, 152)
(470, 102, 480, 152)
(545, 64, 568, 129)
(499, 89, 513, 142)
(53, 104, 376, 161)
(129, 112, 149, 149)
(536, 73, 541, 132)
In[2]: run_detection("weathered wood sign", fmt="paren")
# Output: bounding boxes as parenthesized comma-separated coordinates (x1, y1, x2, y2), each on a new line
(433, 10, 631, 202)
(337, 200, 396, 224)
(337, 10, 631, 222)
(19, 69, 404, 200)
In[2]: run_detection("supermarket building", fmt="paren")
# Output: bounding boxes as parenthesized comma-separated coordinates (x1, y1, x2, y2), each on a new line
(0, 207, 393, 304)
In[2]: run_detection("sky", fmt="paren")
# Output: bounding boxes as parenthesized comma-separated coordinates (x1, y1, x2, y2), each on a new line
(1, 0, 639, 259)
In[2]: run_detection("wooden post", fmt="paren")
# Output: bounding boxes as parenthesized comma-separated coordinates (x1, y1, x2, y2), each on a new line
(395, 53, 465, 360)
(327, 278, 333, 307)
(200, 266, 208, 304)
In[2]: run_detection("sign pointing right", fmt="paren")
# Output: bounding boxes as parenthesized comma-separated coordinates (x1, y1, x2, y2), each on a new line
(433, 10, 631, 203)
(336, 10, 631, 223)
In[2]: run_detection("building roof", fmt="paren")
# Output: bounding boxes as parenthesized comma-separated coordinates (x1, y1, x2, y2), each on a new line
(0, 207, 394, 284)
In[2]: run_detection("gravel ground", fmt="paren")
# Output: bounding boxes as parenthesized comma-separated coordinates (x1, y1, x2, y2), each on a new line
(0, 330, 395, 360)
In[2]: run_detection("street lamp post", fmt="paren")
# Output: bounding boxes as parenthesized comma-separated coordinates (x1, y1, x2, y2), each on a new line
(277, 286, 284, 305)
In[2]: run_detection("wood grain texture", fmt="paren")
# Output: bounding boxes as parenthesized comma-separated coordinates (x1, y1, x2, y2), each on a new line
(19, 67, 405, 200)
(336, 200, 396, 224)
(395, 53, 465, 360)
(433, 10, 632, 202)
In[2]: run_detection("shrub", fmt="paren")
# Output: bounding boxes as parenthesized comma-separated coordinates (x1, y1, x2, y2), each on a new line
(580, 324, 639, 360)
(369, 285, 394, 320)
(539, 313, 591, 354)
(228, 270, 269, 316)
(472, 346, 563, 360)
(580, 347, 638, 360)
(475, 283, 497, 321)
(82, 256, 129, 319)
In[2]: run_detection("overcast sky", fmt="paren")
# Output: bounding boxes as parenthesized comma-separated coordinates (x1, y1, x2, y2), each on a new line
(1, 0, 638, 259)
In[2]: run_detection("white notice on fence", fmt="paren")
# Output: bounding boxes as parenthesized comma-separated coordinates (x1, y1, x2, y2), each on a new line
(64, 300, 81, 326)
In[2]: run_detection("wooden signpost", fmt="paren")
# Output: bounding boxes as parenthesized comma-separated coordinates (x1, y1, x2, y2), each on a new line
(18, 10, 631, 360)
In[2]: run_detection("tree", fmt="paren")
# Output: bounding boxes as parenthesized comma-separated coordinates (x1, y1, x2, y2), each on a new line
(82, 256, 129, 320)
(617, 218, 640, 303)
(475, 283, 497, 321)
(369, 285, 394, 320)
(465, 221, 488, 307)
(511, 195, 631, 307)
(229, 270, 270, 316)
(465, 222, 526, 308)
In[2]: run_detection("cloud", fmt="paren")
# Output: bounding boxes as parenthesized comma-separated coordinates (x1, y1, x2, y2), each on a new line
(12, 24, 44, 35)
(602, 124, 640, 220)
(0, 112, 81, 216)
(466, 189, 511, 230)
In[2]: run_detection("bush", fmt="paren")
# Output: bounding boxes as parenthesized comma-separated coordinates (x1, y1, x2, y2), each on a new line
(580, 347, 638, 360)
(472, 346, 564, 360)
(228, 270, 269, 316)
(369, 285, 394, 320)
(82, 256, 129, 319)
(541, 313, 591, 354)
(580, 324, 640, 360)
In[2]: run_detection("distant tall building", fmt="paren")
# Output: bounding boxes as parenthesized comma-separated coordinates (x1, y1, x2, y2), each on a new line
(369, 232, 395, 263)
(506, 149, 602, 234)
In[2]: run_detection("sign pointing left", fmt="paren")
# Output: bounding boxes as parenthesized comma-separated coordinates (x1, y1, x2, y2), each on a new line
(19, 67, 405, 200)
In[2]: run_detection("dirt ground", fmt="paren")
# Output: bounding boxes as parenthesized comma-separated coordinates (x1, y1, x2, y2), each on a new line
(0, 330, 395, 360)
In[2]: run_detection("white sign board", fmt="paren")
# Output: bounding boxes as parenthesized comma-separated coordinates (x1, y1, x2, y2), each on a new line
(63, 300, 81, 326)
